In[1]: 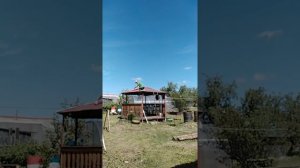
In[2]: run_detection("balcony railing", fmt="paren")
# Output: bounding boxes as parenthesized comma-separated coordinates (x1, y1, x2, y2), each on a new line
(60, 146, 102, 168)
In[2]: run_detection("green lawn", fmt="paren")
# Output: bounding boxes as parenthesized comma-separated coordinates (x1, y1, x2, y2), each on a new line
(103, 114, 197, 168)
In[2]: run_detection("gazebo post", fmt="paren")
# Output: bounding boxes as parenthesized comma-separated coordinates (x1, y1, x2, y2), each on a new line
(141, 94, 144, 121)
(160, 95, 162, 117)
(61, 115, 65, 147)
(163, 94, 166, 120)
(144, 95, 147, 122)
(75, 117, 78, 146)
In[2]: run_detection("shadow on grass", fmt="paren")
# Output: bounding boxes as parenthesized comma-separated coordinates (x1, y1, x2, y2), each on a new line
(172, 160, 197, 168)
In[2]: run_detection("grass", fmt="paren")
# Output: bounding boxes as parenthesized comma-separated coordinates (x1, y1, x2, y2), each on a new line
(272, 156, 300, 167)
(103, 114, 197, 168)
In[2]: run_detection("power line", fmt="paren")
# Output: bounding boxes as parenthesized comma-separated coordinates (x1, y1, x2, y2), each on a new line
(0, 105, 58, 110)
(170, 97, 198, 100)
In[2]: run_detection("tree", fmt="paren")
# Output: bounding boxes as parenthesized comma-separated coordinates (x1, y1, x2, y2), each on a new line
(203, 76, 237, 110)
(46, 114, 62, 154)
(201, 76, 237, 123)
(161, 82, 178, 95)
(282, 93, 300, 155)
(47, 98, 89, 151)
(161, 82, 197, 111)
(241, 87, 267, 117)
(203, 76, 283, 167)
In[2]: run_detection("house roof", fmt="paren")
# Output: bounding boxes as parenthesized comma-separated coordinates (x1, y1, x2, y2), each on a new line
(57, 100, 102, 119)
(103, 93, 119, 99)
(0, 115, 53, 129)
(122, 87, 166, 95)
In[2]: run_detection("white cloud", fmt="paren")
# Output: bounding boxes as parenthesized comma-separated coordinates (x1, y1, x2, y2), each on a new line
(253, 73, 268, 81)
(132, 77, 142, 82)
(0, 48, 22, 57)
(177, 45, 196, 54)
(258, 30, 282, 40)
(0, 42, 8, 49)
(184, 66, 192, 70)
(177, 80, 189, 86)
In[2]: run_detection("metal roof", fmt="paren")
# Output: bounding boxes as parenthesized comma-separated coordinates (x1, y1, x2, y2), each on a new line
(58, 100, 102, 119)
(121, 87, 166, 95)
(0, 115, 53, 129)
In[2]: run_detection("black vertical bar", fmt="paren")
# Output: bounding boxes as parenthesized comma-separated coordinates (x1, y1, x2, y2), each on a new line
(16, 128, 19, 144)
(75, 118, 78, 146)
(62, 115, 65, 147)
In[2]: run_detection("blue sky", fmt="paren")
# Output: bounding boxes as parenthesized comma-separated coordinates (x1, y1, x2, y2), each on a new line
(103, 0, 198, 94)
(0, 0, 101, 117)
(199, 0, 300, 96)
(4, 0, 299, 117)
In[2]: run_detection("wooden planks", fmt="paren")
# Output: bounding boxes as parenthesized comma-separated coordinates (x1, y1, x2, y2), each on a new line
(173, 133, 197, 141)
(60, 147, 102, 168)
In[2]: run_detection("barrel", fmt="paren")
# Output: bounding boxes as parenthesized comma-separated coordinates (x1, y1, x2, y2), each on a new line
(49, 155, 60, 168)
(27, 155, 42, 168)
(183, 112, 193, 122)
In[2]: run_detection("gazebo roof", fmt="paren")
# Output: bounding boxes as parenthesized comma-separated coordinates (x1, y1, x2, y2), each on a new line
(57, 100, 102, 119)
(121, 86, 166, 95)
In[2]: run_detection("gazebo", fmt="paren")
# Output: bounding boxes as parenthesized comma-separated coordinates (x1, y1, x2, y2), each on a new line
(57, 99, 102, 168)
(121, 86, 167, 121)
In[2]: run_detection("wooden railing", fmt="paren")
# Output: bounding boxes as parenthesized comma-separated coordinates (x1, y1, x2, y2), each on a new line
(122, 103, 166, 118)
(122, 104, 142, 118)
(60, 146, 102, 168)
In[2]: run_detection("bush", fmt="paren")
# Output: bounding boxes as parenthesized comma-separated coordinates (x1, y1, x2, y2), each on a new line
(0, 142, 56, 167)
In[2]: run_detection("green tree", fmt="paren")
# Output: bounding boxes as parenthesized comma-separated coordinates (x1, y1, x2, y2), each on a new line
(161, 82, 197, 111)
(203, 75, 237, 110)
(282, 93, 300, 155)
(161, 82, 178, 95)
(241, 87, 267, 117)
(203, 77, 280, 167)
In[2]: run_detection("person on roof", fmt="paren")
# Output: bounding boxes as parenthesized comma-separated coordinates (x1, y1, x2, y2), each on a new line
(135, 80, 144, 90)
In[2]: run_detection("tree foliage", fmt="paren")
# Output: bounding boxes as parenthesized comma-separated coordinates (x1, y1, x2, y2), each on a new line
(201, 75, 300, 167)
(161, 82, 197, 111)
(0, 142, 55, 167)
(203, 76, 237, 110)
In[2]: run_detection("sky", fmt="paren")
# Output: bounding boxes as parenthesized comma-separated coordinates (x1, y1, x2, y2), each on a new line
(199, 0, 300, 97)
(0, 0, 101, 117)
(103, 0, 198, 94)
(4, 0, 298, 116)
